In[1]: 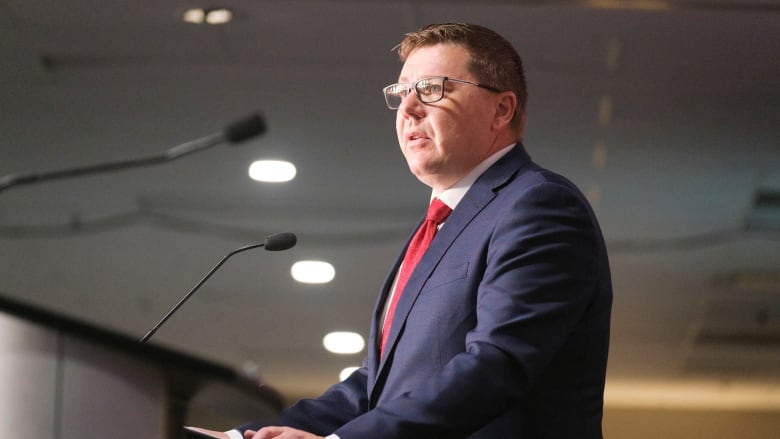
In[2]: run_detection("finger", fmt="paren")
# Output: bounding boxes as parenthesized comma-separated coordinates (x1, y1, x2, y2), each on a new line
(244, 426, 285, 439)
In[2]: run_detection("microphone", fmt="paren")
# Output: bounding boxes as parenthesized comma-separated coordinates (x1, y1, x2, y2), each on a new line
(139, 232, 296, 344)
(0, 112, 266, 193)
(262, 232, 298, 251)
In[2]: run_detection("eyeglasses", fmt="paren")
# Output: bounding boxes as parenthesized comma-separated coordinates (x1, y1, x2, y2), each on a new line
(382, 76, 503, 110)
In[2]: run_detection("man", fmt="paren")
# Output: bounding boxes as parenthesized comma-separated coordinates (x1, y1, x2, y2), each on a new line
(238, 22, 612, 439)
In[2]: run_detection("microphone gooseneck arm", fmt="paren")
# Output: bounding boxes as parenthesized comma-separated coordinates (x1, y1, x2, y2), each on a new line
(0, 133, 225, 192)
(139, 231, 296, 344)
(0, 113, 265, 193)
(139, 242, 265, 344)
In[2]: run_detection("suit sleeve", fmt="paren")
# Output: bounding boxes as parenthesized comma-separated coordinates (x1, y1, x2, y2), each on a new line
(273, 364, 370, 436)
(332, 181, 606, 438)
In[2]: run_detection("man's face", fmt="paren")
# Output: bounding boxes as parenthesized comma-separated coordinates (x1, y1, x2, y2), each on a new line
(395, 43, 501, 192)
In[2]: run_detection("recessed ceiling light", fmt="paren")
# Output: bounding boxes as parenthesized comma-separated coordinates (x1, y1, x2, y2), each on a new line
(291, 260, 335, 284)
(181, 7, 233, 25)
(339, 366, 361, 381)
(182, 8, 206, 24)
(205, 8, 232, 25)
(323, 332, 365, 354)
(248, 160, 296, 183)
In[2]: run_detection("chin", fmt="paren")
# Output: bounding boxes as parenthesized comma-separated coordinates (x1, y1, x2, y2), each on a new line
(408, 165, 441, 186)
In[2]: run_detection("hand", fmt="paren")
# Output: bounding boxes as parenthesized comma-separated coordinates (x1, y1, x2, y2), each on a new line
(244, 426, 324, 439)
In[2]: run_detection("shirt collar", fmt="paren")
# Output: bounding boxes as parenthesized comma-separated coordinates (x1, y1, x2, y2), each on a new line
(432, 142, 517, 210)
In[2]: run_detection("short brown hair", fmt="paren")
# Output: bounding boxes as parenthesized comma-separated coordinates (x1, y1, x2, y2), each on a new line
(397, 23, 527, 127)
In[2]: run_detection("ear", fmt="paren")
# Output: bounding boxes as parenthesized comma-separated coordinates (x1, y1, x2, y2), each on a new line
(492, 91, 517, 131)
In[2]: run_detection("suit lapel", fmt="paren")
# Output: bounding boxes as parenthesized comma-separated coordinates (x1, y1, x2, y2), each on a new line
(367, 145, 532, 400)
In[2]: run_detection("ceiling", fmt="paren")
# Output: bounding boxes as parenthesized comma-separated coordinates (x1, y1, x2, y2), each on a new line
(1, 0, 779, 411)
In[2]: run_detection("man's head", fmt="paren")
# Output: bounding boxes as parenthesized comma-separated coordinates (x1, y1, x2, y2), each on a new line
(398, 23, 527, 133)
(388, 23, 526, 192)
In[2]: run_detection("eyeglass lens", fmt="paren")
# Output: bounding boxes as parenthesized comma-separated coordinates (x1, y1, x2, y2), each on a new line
(384, 77, 446, 109)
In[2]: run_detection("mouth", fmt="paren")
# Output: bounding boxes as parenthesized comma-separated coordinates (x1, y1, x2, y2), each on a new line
(407, 132, 430, 142)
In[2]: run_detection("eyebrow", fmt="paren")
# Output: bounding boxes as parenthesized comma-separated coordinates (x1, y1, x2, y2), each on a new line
(395, 75, 438, 83)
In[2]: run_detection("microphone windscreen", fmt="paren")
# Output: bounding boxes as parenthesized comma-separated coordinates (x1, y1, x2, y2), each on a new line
(264, 232, 297, 251)
(224, 113, 266, 143)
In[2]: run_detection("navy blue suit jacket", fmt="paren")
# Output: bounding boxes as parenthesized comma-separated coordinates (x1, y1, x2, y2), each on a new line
(243, 144, 612, 438)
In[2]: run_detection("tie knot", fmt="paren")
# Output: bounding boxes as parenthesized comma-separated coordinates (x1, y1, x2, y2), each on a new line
(426, 198, 452, 224)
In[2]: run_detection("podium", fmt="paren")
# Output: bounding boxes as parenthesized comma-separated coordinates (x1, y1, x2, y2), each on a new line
(0, 293, 284, 439)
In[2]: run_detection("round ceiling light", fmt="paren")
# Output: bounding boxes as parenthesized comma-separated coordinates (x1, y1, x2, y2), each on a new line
(323, 332, 365, 354)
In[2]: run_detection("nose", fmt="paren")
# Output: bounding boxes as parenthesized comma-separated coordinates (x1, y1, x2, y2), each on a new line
(397, 90, 425, 118)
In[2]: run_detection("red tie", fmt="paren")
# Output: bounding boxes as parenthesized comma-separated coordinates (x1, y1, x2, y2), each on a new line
(380, 198, 452, 355)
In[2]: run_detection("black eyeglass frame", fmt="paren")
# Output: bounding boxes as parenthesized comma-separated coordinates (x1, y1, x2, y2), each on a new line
(382, 76, 503, 110)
